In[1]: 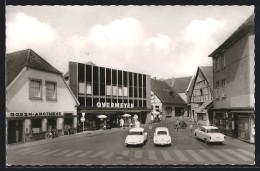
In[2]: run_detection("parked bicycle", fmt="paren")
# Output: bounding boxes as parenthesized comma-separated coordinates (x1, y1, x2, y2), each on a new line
(45, 129, 60, 139)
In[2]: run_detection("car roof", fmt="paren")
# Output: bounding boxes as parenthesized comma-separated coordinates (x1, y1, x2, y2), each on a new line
(155, 127, 169, 131)
(129, 128, 144, 132)
(201, 126, 218, 129)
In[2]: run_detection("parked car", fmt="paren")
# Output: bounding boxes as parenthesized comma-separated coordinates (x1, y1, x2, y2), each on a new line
(153, 127, 171, 146)
(194, 126, 226, 144)
(125, 128, 148, 146)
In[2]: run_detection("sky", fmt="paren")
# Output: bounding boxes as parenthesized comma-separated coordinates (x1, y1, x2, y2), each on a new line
(6, 6, 254, 79)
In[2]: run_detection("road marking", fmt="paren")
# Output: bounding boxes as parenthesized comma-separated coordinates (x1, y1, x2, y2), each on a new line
(211, 149, 237, 162)
(173, 150, 189, 162)
(148, 150, 157, 160)
(20, 149, 39, 155)
(76, 151, 92, 158)
(236, 149, 255, 158)
(122, 151, 129, 156)
(186, 150, 205, 162)
(31, 149, 50, 156)
(53, 149, 71, 156)
(134, 151, 142, 159)
(42, 150, 60, 156)
(103, 152, 115, 159)
(224, 149, 252, 161)
(199, 150, 221, 162)
(65, 150, 81, 157)
(89, 151, 106, 158)
(161, 150, 174, 161)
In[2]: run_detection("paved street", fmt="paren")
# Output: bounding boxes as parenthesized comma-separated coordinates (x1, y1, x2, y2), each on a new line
(6, 118, 255, 165)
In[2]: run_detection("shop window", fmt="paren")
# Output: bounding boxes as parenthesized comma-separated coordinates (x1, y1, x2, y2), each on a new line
(134, 87, 137, 98)
(93, 66, 99, 83)
(47, 118, 57, 130)
(129, 86, 133, 97)
(143, 100, 146, 107)
(134, 73, 137, 86)
(112, 98, 117, 104)
(100, 83, 105, 96)
(93, 82, 99, 95)
(138, 74, 142, 87)
(118, 87, 123, 96)
(46, 81, 57, 100)
(29, 79, 42, 100)
(118, 99, 122, 103)
(86, 83, 92, 95)
(106, 85, 111, 96)
(106, 98, 111, 104)
(143, 88, 146, 98)
(124, 99, 128, 104)
(129, 99, 133, 105)
(78, 63, 85, 82)
(143, 75, 146, 87)
(100, 67, 105, 84)
(79, 97, 85, 106)
(134, 100, 138, 107)
(31, 119, 42, 133)
(123, 87, 128, 97)
(93, 98, 99, 107)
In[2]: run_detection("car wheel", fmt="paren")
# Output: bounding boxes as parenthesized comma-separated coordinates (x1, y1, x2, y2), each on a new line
(194, 133, 198, 139)
(168, 144, 171, 147)
(204, 138, 208, 144)
(125, 143, 128, 147)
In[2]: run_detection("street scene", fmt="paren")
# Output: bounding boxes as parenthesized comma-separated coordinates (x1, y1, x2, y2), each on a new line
(5, 6, 255, 166)
(7, 118, 255, 165)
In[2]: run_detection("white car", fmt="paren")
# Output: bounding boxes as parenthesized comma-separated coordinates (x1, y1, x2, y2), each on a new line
(153, 127, 171, 146)
(194, 126, 226, 144)
(125, 128, 148, 146)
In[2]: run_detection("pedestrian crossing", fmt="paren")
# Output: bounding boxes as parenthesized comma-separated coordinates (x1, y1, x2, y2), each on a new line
(10, 148, 254, 163)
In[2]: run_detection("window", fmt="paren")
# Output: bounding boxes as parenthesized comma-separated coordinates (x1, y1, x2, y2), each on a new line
(216, 81, 220, 89)
(46, 81, 57, 100)
(79, 82, 85, 94)
(106, 85, 111, 96)
(86, 83, 92, 95)
(222, 79, 226, 97)
(216, 56, 221, 72)
(123, 87, 128, 96)
(31, 119, 42, 133)
(221, 53, 225, 68)
(112, 86, 117, 96)
(118, 87, 123, 96)
(29, 79, 42, 99)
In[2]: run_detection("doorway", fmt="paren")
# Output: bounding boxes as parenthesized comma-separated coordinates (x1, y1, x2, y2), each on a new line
(8, 120, 23, 144)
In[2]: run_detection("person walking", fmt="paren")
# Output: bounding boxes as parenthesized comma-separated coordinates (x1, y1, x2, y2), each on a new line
(190, 124, 193, 133)
(175, 119, 180, 131)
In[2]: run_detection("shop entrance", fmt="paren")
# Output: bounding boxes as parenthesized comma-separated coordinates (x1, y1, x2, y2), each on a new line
(8, 120, 23, 144)
(47, 118, 57, 131)
(238, 115, 250, 141)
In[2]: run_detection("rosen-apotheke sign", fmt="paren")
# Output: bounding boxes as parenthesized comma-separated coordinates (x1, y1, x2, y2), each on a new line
(7, 112, 62, 117)
(96, 102, 134, 108)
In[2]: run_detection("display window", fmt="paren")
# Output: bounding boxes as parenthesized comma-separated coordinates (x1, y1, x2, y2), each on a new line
(31, 119, 42, 133)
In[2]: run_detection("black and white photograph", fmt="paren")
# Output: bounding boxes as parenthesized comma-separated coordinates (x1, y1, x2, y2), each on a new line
(5, 5, 255, 166)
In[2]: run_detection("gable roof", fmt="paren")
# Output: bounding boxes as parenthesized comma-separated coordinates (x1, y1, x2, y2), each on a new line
(209, 13, 254, 57)
(199, 66, 213, 89)
(165, 76, 193, 93)
(6, 49, 62, 87)
(151, 78, 186, 105)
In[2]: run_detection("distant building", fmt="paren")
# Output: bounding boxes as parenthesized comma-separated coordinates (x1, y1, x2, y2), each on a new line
(6, 49, 79, 144)
(208, 14, 254, 143)
(149, 78, 187, 122)
(188, 66, 213, 126)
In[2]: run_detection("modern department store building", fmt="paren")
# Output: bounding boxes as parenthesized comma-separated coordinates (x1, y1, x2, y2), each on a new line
(66, 62, 152, 130)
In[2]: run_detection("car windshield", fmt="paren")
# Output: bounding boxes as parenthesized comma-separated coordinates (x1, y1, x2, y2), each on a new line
(129, 131, 143, 135)
(207, 129, 219, 133)
(157, 131, 167, 135)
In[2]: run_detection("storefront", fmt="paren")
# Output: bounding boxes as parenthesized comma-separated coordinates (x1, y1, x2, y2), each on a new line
(6, 49, 80, 144)
(213, 109, 255, 143)
(67, 62, 152, 131)
(6, 112, 78, 144)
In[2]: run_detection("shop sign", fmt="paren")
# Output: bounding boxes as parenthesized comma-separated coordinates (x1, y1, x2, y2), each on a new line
(7, 112, 62, 118)
(96, 102, 134, 108)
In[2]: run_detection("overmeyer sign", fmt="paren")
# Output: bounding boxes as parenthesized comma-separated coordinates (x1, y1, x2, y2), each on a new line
(96, 102, 134, 108)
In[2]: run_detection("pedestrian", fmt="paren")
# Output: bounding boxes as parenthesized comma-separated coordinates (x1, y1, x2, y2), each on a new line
(120, 118, 124, 129)
(190, 124, 193, 133)
(175, 119, 180, 131)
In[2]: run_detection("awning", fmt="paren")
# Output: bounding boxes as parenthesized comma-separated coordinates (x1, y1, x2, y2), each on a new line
(197, 101, 213, 113)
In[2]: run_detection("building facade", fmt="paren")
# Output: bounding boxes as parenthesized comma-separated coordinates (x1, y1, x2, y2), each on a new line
(149, 79, 187, 122)
(6, 49, 79, 144)
(189, 66, 213, 126)
(67, 62, 151, 130)
(208, 14, 255, 143)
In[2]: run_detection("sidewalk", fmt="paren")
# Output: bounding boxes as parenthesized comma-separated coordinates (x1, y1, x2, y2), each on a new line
(7, 126, 131, 151)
